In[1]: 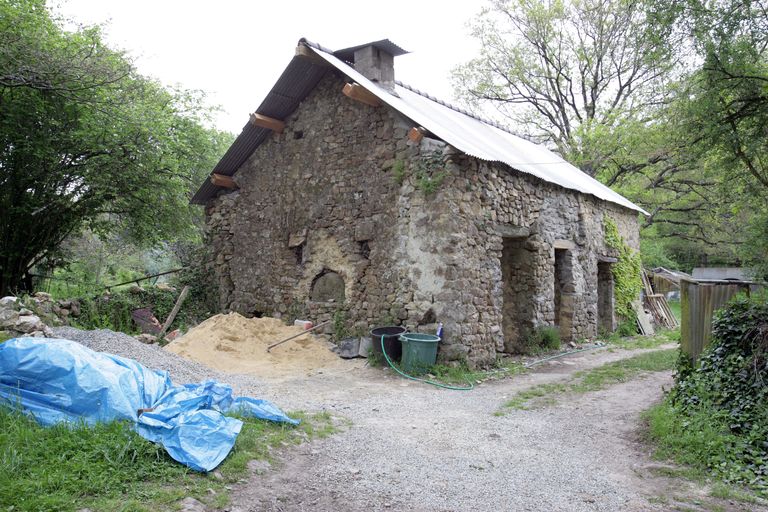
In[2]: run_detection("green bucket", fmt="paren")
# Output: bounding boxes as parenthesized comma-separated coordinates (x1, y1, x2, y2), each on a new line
(399, 333, 440, 375)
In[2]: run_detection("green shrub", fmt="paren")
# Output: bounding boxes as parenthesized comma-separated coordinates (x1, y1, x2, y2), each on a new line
(522, 326, 561, 354)
(649, 292, 768, 495)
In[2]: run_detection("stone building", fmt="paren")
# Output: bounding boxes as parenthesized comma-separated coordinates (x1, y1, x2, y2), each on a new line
(191, 39, 645, 367)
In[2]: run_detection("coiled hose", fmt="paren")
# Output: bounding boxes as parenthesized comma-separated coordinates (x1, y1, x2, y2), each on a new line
(380, 335, 474, 391)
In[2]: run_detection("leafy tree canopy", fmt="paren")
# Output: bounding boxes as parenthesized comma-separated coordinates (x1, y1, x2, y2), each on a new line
(0, 0, 232, 295)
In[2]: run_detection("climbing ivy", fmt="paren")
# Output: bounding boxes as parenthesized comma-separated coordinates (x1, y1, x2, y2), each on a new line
(603, 216, 643, 321)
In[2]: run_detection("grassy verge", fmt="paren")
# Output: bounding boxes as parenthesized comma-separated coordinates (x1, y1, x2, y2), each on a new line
(603, 329, 680, 350)
(499, 348, 677, 412)
(644, 400, 768, 500)
(0, 406, 339, 511)
(428, 359, 527, 385)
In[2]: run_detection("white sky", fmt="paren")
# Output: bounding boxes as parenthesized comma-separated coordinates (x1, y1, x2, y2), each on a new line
(51, 0, 484, 134)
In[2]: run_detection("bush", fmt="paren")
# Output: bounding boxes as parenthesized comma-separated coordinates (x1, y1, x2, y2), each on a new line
(649, 292, 768, 494)
(522, 326, 561, 354)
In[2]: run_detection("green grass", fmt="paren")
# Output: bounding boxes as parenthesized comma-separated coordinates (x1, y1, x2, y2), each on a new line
(0, 331, 13, 343)
(668, 299, 681, 322)
(603, 328, 680, 350)
(0, 406, 338, 511)
(500, 348, 677, 411)
(428, 359, 527, 385)
(644, 400, 768, 500)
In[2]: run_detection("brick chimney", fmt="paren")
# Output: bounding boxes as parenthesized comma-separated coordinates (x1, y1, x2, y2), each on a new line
(335, 40, 408, 94)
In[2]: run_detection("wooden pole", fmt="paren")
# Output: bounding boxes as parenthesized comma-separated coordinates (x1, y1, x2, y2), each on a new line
(266, 320, 331, 352)
(158, 285, 190, 341)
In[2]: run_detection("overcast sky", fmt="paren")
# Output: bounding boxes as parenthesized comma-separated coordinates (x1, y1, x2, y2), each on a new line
(52, 0, 485, 134)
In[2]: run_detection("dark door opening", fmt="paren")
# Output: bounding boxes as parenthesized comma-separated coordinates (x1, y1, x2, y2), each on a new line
(597, 262, 615, 334)
(501, 237, 536, 353)
(554, 248, 575, 341)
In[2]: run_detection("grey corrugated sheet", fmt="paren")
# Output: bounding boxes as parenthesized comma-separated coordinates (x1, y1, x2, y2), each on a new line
(193, 38, 646, 214)
(680, 279, 752, 361)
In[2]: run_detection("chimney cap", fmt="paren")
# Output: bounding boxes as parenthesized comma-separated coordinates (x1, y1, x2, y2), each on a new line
(334, 39, 409, 62)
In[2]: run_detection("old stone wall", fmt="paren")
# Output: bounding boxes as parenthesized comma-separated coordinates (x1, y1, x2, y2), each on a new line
(203, 71, 641, 367)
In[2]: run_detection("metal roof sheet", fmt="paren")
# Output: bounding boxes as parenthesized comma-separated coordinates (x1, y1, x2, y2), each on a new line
(193, 38, 646, 215)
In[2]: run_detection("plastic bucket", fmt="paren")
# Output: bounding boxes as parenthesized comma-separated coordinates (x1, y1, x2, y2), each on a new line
(399, 333, 440, 375)
(370, 326, 406, 362)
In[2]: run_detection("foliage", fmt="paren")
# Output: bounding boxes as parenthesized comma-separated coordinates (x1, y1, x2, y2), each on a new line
(521, 326, 561, 354)
(0, 0, 232, 296)
(501, 348, 677, 411)
(0, 403, 336, 511)
(651, 293, 768, 494)
(412, 150, 446, 195)
(603, 328, 679, 350)
(332, 308, 351, 341)
(604, 216, 643, 322)
(453, 0, 675, 175)
(391, 159, 406, 185)
(73, 285, 208, 334)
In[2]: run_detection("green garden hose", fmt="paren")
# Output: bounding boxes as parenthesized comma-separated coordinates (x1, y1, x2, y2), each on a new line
(380, 335, 474, 391)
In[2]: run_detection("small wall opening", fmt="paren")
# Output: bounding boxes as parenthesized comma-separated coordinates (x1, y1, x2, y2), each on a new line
(294, 242, 305, 265)
(310, 269, 346, 302)
(358, 240, 370, 260)
(501, 237, 537, 353)
(554, 248, 576, 341)
(597, 262, 615, 333)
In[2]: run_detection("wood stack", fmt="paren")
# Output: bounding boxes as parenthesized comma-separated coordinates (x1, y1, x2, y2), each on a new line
(642, 270, 679, 329)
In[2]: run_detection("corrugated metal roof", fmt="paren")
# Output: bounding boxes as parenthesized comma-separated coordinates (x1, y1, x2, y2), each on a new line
(193, 38, 646, 215)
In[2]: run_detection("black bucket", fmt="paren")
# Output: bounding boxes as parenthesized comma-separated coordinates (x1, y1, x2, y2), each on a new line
(370, 326, 406, 362)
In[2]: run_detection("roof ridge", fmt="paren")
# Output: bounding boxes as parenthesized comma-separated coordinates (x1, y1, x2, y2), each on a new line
(393, 80, 518, 136)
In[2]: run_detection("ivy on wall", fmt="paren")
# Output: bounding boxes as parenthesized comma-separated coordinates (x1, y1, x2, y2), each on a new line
(604, 216, 643, 321)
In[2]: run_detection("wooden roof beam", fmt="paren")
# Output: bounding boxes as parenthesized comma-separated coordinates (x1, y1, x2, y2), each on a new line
(210, 173, 238, 189)
(408, 126, 428, 143)
(250, 113, 285, 133)
(342, 83, 381, 108)
(295, 44, 331, 66)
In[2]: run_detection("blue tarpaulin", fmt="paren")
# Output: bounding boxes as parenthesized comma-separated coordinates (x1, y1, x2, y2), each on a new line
(0, 337, 299, 472)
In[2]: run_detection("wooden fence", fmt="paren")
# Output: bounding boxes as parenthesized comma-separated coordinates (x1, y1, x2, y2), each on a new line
(680, 278, 762, 361)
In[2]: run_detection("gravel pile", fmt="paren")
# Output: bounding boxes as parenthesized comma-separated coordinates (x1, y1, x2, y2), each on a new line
(51, 326, 264, 393)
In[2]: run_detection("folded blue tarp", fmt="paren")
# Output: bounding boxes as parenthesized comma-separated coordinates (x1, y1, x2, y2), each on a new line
(0, 337, 298, 472)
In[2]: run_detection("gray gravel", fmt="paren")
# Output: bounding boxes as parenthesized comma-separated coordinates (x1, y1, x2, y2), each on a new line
(50, 328, 694, 511)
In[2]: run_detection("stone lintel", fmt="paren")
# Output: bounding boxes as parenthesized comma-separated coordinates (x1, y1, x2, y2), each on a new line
(496, 224, 530, 239)
(553, 239, 576, 250)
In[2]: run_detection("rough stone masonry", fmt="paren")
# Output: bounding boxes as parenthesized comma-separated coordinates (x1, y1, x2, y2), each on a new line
(201, 44, 639, 368)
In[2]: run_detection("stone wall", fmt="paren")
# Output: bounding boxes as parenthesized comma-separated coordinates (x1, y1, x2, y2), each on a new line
(203, 72, 641, 367)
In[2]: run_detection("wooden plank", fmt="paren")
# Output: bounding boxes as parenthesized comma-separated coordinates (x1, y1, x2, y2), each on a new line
(342, 83, 381, 107)
(294, 44, 330, 65)
(158, 286, 189, 341)
(249, 113, 285, 133)
(210, 173, 238, 189)
(408, 127, 426, 143)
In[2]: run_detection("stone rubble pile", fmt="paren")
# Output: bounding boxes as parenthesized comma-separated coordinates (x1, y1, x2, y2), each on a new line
(0, 292, 82, 338)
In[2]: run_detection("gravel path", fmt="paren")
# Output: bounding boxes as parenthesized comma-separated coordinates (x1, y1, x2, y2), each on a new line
(49, 328, 762, 512)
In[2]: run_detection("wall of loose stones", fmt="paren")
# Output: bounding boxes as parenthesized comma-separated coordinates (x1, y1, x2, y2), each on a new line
(204, 72, 426, 334)
(202, 71, 641, 367)
(407, 148, 641, 362)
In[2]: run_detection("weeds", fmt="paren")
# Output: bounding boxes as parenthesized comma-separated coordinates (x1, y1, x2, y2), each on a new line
(500, 348, 677, 411)
(0, 405, 339, 511)
(521, 326, 561, 355)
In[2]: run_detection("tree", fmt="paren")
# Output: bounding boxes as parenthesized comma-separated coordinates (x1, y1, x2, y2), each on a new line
(0, 0, 230, 295)
(453, 0, 676, 176)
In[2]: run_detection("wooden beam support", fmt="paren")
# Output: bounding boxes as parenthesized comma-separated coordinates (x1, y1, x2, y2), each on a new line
(249, 113, 285, 133)
(342, 83, 381, 107)
(210, 173, 238, 189)
(408, 126, 427, 143)
(295, 44, 330, 66)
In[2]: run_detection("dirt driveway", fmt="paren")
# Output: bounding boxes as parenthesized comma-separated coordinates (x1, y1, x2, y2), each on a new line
(228, 347, 762, 512)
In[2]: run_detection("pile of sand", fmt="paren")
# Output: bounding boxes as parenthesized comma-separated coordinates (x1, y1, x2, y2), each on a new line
(166, 313, 359, 378)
